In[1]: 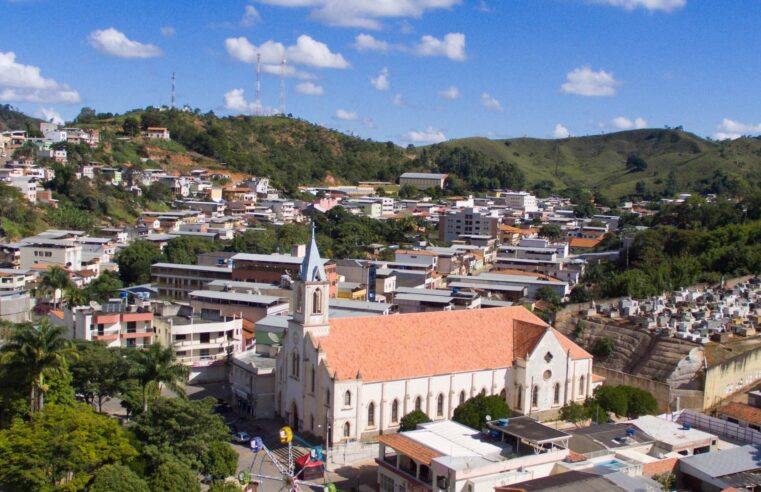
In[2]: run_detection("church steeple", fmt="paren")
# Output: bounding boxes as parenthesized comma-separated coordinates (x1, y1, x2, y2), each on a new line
(292, 222, 330, 334)
(299, 223, 326, 282)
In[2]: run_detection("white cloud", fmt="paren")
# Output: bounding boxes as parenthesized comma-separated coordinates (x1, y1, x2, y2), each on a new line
(391, 93, 404, 107)
(414, 33, 466, 61)
(224, 88, 256, 113)
(256, 0, 463, 30)
(354, 34, 390, 53)
(553, 123, 570, 139)
(480, 92, 503, 112)
(0, 51, 80, 104)
(160, 26, 176, 38)
(362, 117, 375, 128)
(403, 126, 447, 144)
(561, 66, 621, 96)
(478, 0, 493, 12)
(371, 67, 390, 91)
(35, 107, 64, 125)
(714, 118, 761, 140)
(88, 28, 162, 58)
(295, 82, 324, 95)
(241, 5, 262, 26)
(438, 85, 459, 99)
(610, 116, 648, 130)
(225, 35, 349, 72)
(592, 0, 686, 13)
(335, 109, 358, 121)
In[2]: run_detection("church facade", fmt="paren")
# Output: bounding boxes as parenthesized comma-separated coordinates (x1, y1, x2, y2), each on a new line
(276, 232, 598, 445)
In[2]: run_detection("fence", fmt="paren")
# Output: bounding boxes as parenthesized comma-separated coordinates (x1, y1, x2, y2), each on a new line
(326, 441, 380, 470)
(677, 409, 761, 446)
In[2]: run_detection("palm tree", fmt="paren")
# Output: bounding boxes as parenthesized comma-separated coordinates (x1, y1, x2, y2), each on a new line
(63, 287, 88, 310)
(0, 320, 75, 413)
(38, 267, 73, 308)
(128, 343, 189, 412)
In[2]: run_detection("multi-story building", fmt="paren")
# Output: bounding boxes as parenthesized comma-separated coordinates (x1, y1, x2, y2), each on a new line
(9, 176, 37, 203)
(0, 268, 33, 292)
(399, 172, 448, 190)
(19, 238, 82, 270)
(499, 191, 539, 212)
(61, 302, 154, 349)
(438, 207, 499, 242)
(151, 262, 233, 299)
(189, 289, 289, 323)
(144, 127, 171, 140)
(231, 248, 338, 297)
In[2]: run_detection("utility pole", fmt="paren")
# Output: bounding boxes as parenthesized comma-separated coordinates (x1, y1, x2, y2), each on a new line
(171, 72, 176, 109)
(279, 58, 286, 115)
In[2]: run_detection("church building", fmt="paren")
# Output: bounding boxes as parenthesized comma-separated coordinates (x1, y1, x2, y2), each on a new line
(276, 229, 599, 445)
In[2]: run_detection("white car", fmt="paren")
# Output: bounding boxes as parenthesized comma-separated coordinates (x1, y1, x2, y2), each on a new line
(232, 431, 251, 444)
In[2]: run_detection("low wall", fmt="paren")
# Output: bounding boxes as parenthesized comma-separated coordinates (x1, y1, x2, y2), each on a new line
(678, 409, 761, 446)
(594, 367, 704, 412)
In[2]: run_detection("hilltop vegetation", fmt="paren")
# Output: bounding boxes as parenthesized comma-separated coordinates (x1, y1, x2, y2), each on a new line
(441, 130, 761, 201)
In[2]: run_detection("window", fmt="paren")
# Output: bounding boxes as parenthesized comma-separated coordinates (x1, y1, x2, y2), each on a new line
(344, 390, 352, 407)
(543, 370, 552, 381)
(343, 422, 351, 438)
(436, 394, 444, 417)
(175, 334, 186, 341)
(291, 351, 300, 378)
(368, 402, 375, 427)
(532, 385, 539, 408)
(459, 390, 466, 406)
(326, 389, 331, 405)
(391, 400, 399, 423)
(310, 366, 316, 393)
(313, 289, 323, 315)
(380, 475, 394, 492)
(579, 375, 585, 395)
(200, 332, 210, 344)
(554, 383, 560, 405)
(516, 386, 522, 408)
(500, 389, 506, 400)
(415, 396, 422, 412)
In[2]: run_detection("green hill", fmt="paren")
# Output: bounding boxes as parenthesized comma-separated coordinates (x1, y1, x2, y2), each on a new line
(0, 104, 43, 135)
(439, 130, 761, 200)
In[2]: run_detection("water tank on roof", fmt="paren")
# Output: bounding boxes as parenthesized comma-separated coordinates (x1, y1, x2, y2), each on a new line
(119, 291, 129, 299)
(626, 427, 635, 437)
(682, 423, 692, 431)
(498, 418, 509, 427)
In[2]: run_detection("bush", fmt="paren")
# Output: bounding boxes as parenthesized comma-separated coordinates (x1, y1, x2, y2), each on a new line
(592, 337, 615, 357)
(453, 394, 511, 430)
(89, 464, 150, 492)
(399, 410, 431, 431)
(558, 401, 586, 426)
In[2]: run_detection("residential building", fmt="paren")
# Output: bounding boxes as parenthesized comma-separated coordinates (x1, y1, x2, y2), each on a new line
(399, 172, 448, 190)
(151, 262, 233, 299)
(9, 176, 37, 202)
(0, 291, 33, 323)
(679, 444, 761, 491)
(499, 191, 539, 212)
(19, 238, 82, 271)
(231, 248, 338, 297)
(61, 301, 154, 349)
(448, 273, 569, 300)
(230, 350, 276, 418)
(144, 127, 171, 140)
(438, 207, 499, 242)
(189, 289, 289, 323)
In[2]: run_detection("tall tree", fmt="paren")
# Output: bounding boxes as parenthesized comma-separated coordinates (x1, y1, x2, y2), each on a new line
(116, 240, 164, 285)
(0, 321, 75, 413)
(64, 286, 88, 309)
(70, 341, 131, 412)
(127, 343, 189, 412)
(37, 266, 73, 308)
(453, 394, 512, 430)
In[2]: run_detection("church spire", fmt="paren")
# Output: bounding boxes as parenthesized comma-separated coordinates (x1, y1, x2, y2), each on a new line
(299, 222, 326, 282)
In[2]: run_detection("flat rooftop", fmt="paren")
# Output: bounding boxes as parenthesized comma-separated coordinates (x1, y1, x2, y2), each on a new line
(569, 423, 654, 455)
(486, 417, 571, 444)
(628, 415, 715, 448)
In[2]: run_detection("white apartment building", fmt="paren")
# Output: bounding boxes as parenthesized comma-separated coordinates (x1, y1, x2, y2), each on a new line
(438, 207, 499, 242)
(60, 303, 155, 349)
(19, 238, 82, 270)
(9, 176, 37, 203)
(501, 191, 538, 212)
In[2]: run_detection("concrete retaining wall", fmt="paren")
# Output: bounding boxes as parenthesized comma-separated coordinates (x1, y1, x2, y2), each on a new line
(704, 344, 761, 410)
(594, 366, 704, 412)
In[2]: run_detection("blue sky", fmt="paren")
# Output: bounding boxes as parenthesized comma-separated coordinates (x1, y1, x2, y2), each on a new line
(1, 0, 760, 143)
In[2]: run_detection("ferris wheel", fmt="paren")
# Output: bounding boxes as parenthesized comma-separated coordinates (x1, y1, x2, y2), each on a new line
(239, 426, 332, 492)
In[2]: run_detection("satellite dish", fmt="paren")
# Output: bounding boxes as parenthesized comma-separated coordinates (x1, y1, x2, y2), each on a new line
(89, 301, 102, 310)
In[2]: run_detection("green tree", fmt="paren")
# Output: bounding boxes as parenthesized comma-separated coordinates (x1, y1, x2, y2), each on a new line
(84, 271, 123, 303)
(70, 341, 131, 412)
(133, 397, 231, 473)
(37, 266, 73, 308)
(204, 440, 239, 479)
(0, 321, 75, 413)
(652, 472, 676, 491)
(535, 286, 561, 307)
(453, 394, 512, 430)
(621, 386, 659, 418)
(591, 337, 615, 358)
(209, 482, 243, 492)
(127, 343, 189, 412)
(89, 464, 150, 492)
(149, 459, 200, 492)
(558, 401, 587, 427)
(116, 240, 164, 285)
(569, 285, 591, 304)
(399, 410, 432, 431)
(122, 116, 140, 137)
(397, 184, 420, 200)
(625, 154, 648, 172)
(0, 404, 137, 491)
(539, 224, 563, 241)
(227, 229, 278, 254)
(594, 385, 628, 418)
(164, 237, 216, 265)
(74, 107, 98, 124)
(64, 286, 89, 309)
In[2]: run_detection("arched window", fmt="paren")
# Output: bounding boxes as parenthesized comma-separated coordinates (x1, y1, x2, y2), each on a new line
(415, 396, 422, 412)
(310, 366, 316, 393)
(391, 399, 399, 423)
(326, 389, 331, 405)
(344, 390, 352, 407)
(437, 394, 445, 417)
(296, 286, 304, 314)
(554, 383, 560, 405)
(291, 351, 299, 378)
(368, 402, 375, 427)
(343, 422, 350, 438)
(579, 375, 585, 396)
(459, 390, 466, 406)
(313, 289, 323, 314)
(532, 385, 539, 408)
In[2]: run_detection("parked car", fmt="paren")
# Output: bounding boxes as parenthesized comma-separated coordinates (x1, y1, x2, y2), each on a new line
(232, 431, 251, 444)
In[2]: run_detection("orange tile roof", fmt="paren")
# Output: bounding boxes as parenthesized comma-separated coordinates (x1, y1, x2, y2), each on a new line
(566, 450, 588, 463)
(378, 434, 442, 465)
(499, 224, 537, 235)
(569, 237, 601, 249)
(591, 373, 605, 382)
(491, 269, 560, 281)
(318, 307, 590, 382)
(396, 249, 438, 257)
(718, 402, 761, 426)
(50, 309, 64, 321)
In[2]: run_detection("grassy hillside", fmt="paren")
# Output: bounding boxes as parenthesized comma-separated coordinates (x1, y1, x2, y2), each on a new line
(441, 130, 761, 200)
(0, 104, 43, 135)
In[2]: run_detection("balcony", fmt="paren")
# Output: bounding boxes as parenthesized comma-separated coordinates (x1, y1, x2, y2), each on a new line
(121, 330, 153, 339)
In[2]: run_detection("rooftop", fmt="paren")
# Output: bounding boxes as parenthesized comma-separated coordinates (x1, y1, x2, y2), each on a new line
(628, 415, 715, 448)
(486, 417, 571, 445)
(189, 289, 285, 306)
(681, 445, 761, 478)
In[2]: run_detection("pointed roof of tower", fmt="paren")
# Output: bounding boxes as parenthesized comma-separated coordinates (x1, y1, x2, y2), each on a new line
(299, 222, 327, 282)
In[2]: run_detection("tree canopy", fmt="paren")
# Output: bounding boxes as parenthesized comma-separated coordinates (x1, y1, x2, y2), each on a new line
(452, 394, 511, 430)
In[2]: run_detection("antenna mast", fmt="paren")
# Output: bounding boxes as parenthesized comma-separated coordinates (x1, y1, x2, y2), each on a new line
(255, 53, 262, 116)
(279, 58, 286, 115)
(171, 72, 176, 109)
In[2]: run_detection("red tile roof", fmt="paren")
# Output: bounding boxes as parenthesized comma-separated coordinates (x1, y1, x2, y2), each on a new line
(318, 307, 590, 382)
(718, 402, 761, 427)
(569, 237, 601, 249)
(378, 434, 442, 465)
